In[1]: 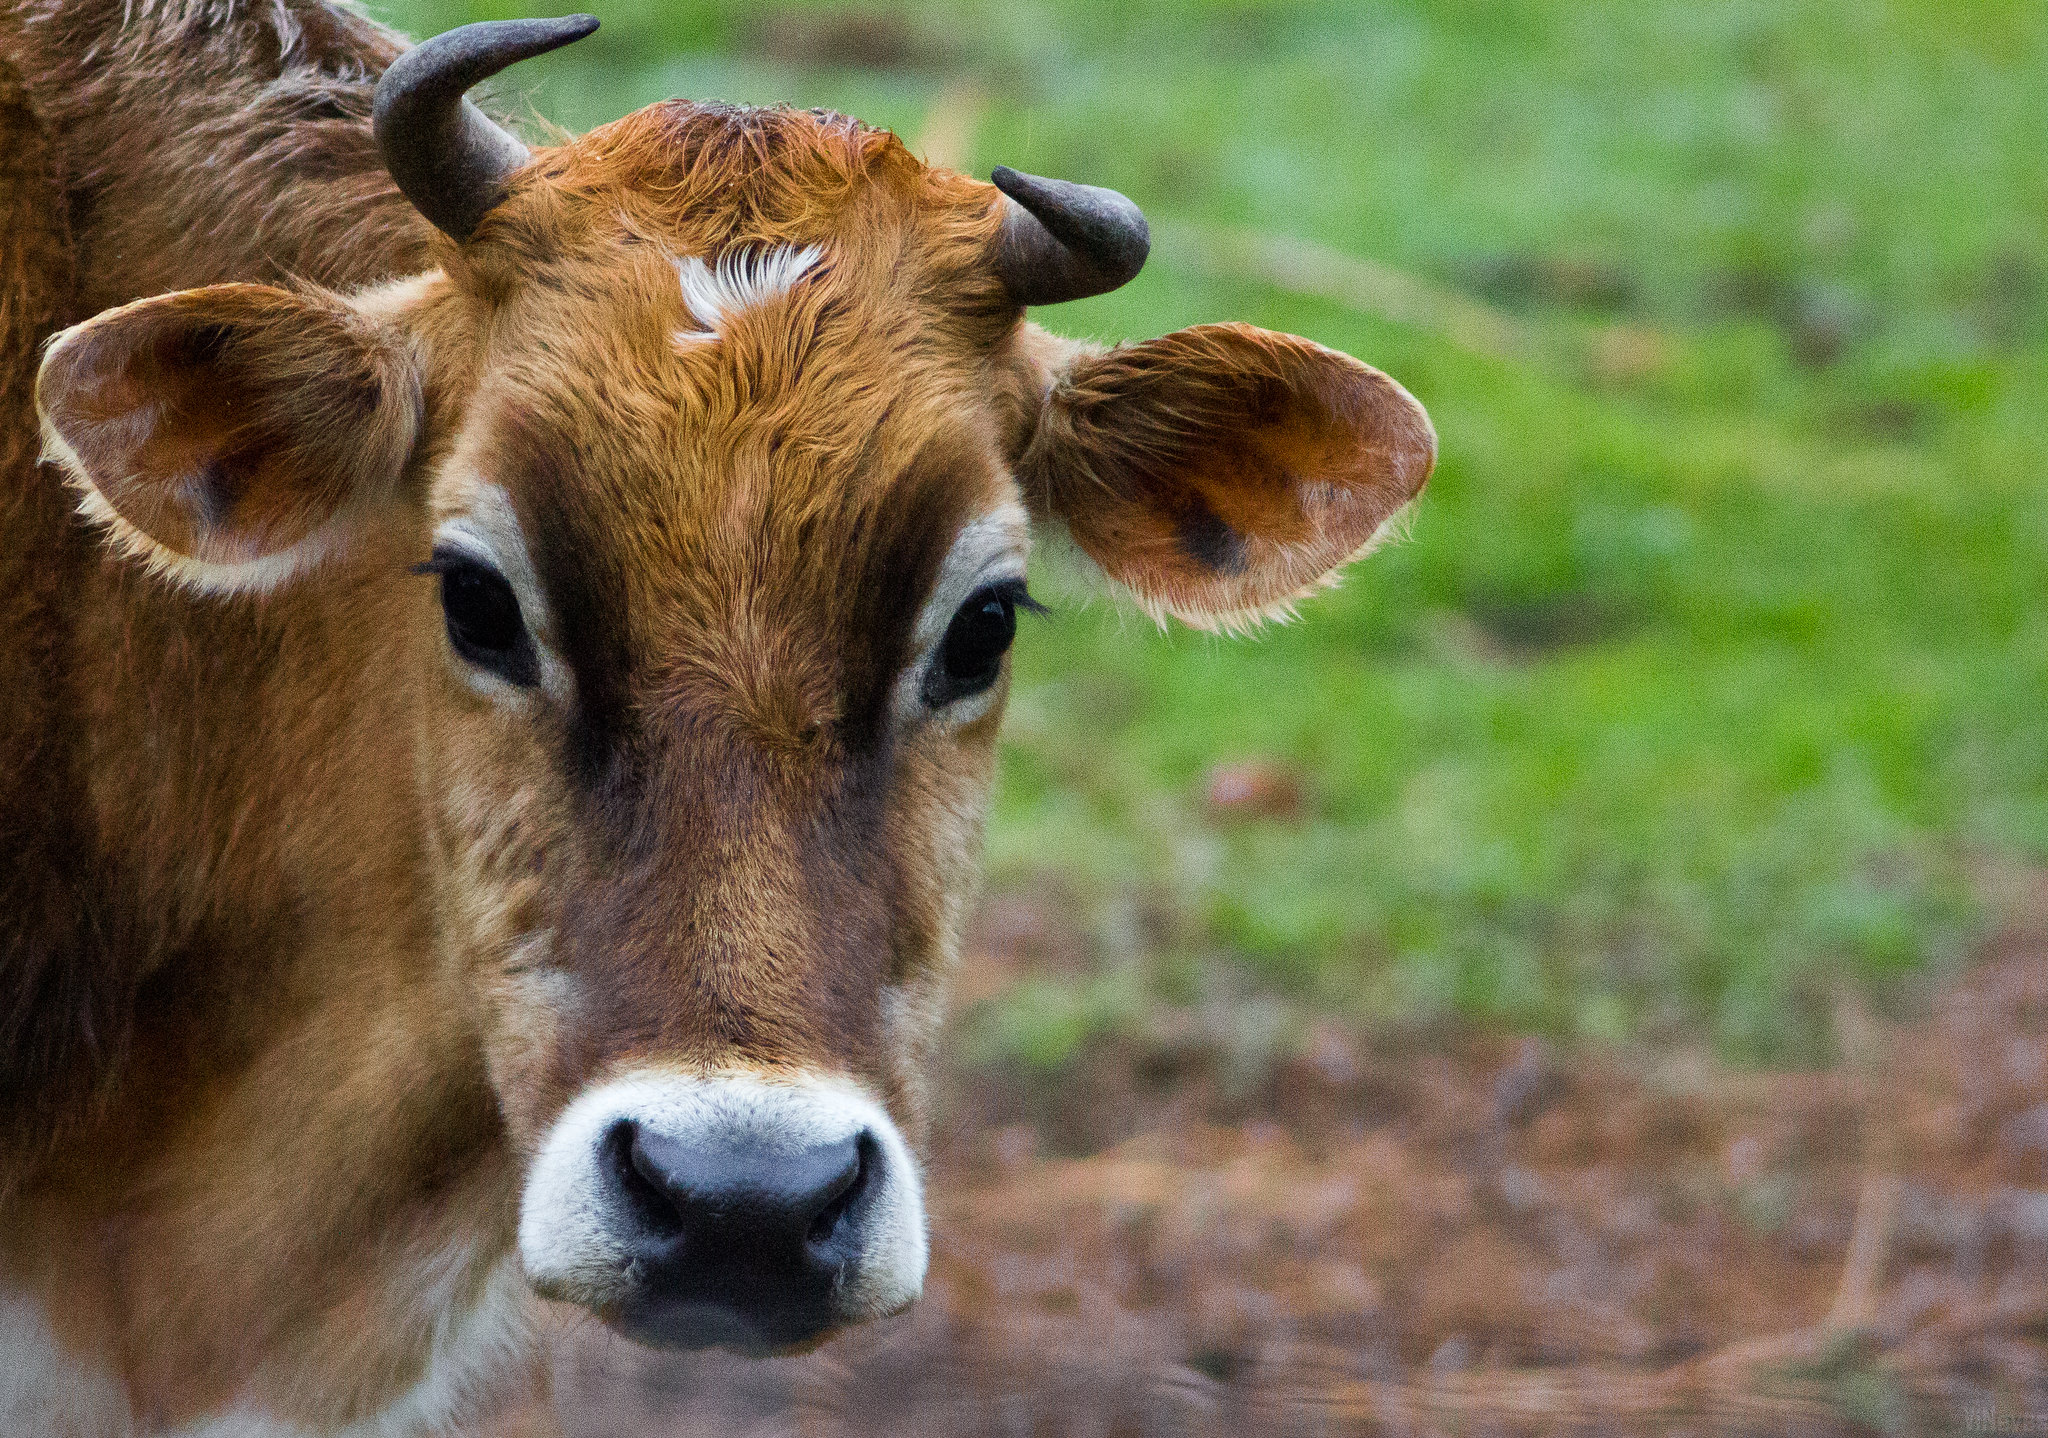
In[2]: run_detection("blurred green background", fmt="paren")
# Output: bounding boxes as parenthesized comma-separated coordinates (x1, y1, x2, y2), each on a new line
(375, 0, 2048, 1065)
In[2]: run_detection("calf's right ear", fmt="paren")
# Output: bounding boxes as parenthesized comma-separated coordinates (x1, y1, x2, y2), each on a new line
(36, 283, 420, 594)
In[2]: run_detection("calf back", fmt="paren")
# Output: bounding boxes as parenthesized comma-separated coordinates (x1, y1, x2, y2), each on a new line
(0, 0, 431, 312)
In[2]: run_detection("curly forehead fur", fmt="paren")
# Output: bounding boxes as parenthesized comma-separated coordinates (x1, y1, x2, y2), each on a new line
(461, 101, 1012, 328)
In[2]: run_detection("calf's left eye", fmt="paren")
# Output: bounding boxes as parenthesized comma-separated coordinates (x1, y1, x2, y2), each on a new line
(923, 580, 1033, 708)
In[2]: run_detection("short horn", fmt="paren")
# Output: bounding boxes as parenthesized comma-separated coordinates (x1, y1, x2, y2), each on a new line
(989, 166, 1150, 307)
(373, 15, 599, 242)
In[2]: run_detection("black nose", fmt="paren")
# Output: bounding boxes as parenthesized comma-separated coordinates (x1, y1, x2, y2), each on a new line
(603, 1119, 879, 1351)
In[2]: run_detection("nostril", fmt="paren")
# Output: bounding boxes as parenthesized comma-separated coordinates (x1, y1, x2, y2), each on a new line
(605, 1119, 684, 1239)
(806, 1129, 878, 1248)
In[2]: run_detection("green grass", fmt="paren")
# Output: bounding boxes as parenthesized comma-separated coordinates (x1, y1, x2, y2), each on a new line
(373, 0, 2048, 1062)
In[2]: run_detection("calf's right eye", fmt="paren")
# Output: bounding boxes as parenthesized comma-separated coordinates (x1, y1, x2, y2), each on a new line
(414, 547, 540, 688)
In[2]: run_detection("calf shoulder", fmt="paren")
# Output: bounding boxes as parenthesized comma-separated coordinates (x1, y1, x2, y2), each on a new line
(0, 44, 129, 1201)
(0, 0, 438, 1198)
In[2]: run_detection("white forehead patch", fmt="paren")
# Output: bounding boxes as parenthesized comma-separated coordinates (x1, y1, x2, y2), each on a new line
(672, 245, 824, 348)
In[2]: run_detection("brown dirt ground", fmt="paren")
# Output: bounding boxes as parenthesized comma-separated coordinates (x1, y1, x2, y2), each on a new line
(508, 915, 2048, 1437)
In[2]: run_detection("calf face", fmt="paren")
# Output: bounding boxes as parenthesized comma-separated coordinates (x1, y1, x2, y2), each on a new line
(35, 23, 1433, 1356)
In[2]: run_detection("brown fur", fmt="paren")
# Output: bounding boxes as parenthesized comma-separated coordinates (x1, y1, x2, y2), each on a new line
(0, 0, 430, 309)
(1, 3, 1434, 1429)
(0, 0, 433, 1202)
(0, 43, 106, 1199)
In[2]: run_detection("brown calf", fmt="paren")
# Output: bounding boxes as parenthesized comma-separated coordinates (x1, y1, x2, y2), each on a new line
(0, 4, 1434, 1432)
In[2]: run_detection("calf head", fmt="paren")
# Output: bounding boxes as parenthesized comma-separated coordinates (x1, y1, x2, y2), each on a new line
(35, 16, 1433, 1355)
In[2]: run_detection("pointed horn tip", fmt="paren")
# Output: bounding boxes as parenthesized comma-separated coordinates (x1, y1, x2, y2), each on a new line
(988, 165, 1150, 305)
(377, 14, 601, 98)
(374, 14, 600, 242)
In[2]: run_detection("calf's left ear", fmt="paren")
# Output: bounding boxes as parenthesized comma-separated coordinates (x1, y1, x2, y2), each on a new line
(1015, 322, 1434, 628)
(37, 283, 420, 594)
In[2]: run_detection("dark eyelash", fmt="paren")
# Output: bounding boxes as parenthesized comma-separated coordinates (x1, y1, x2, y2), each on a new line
(410, 546, 486, 578)
(991, 578, 1050, 616)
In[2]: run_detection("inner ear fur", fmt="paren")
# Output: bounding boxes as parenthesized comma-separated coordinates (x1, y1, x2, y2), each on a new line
(1016, 322, 1435, 628)
(37, 282, 420, 593)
